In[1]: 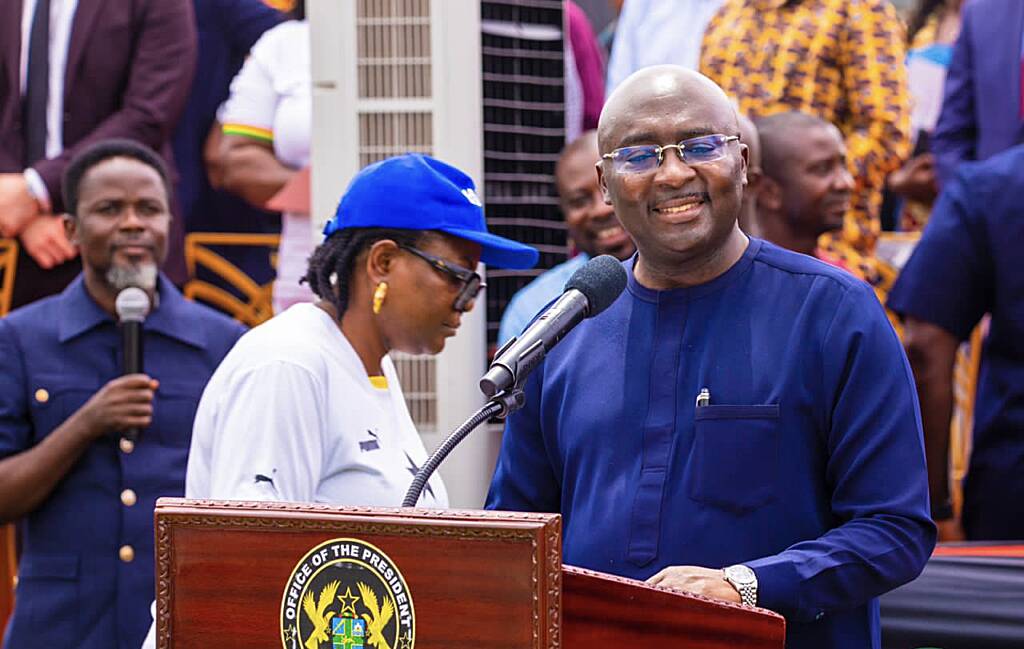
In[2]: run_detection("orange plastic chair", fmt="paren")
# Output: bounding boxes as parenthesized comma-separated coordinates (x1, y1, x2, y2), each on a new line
(1, 241, 19, 632)
(949, 322, 985, 516)
(183, 233, 280, 327)
(0, 523, 15, 636)
(0, 239, 18, 318)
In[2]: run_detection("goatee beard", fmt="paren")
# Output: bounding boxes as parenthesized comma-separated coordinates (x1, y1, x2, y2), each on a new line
(106, 262, 158, 292)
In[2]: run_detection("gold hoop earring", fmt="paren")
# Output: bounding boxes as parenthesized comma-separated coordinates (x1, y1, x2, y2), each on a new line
(372, 282, 388, 315)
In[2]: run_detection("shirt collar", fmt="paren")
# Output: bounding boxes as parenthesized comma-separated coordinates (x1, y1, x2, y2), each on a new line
(626, 237, 762, 303)
(57, 275, 112, 343)
(57, 274, 207, 348)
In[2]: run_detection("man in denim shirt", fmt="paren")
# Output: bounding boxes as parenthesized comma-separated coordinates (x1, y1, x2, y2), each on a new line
(0, 140, 243, 649)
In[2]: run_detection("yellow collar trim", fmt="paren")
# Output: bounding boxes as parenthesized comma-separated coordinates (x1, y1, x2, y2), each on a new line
(368, 375, 389, 390)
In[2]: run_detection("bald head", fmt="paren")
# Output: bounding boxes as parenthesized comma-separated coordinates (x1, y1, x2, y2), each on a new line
(754, 112, 837, 178)
(752, 111, 852, 255)
(555, 131, 599, 184)
(598, 65, 739, 154)
(737, 113, 761, 171)
(736, 112, 762, 235)
(593, 65, 749, 283)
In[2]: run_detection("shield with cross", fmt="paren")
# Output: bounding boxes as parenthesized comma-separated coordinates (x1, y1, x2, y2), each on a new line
(332, 616, 366, 649)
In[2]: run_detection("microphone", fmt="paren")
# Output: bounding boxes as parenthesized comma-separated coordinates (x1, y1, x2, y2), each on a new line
(115, 288, 151, 442)
(480, 254, 627, 398)
(404, 255, 627, 507)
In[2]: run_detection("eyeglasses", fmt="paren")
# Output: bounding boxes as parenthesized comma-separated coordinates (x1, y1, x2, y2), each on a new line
(601, 134, 740, 174)
(399, 245, 485, 312)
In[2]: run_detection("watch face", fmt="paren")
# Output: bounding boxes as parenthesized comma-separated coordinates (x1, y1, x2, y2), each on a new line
(726, 565, 756, 585)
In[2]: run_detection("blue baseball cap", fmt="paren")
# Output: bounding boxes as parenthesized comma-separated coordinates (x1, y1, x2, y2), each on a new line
(323, 154, 539, 270)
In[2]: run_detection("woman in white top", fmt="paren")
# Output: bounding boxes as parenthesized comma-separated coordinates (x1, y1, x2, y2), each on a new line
(216, 10, 313, 312)
(143, 153, 538, 648)
(185, 153, 539, 507)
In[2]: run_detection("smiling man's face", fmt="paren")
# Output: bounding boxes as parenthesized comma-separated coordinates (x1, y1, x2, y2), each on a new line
(597, 70, 746, 270)
(556, 132, 635, 260)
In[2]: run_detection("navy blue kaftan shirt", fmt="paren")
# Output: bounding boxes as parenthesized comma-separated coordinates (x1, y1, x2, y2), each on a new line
(0, 276, 244, 649)
(487, 238, 935, 649)
(889, 145, 1024, 540)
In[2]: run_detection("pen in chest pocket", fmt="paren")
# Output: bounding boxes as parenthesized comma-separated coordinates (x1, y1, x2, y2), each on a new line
(695, 388, 711, 408)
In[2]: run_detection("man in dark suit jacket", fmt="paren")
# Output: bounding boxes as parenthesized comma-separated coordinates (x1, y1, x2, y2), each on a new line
(0, 0, 197, 309)
(932, 0, 1024, 186)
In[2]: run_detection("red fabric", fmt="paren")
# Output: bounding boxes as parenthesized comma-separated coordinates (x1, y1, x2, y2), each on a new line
(933, 544, 1024, 558)
(566, 0, 606, 130)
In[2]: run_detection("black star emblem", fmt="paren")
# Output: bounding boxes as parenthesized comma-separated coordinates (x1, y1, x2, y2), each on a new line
(404, 451, 434, 500)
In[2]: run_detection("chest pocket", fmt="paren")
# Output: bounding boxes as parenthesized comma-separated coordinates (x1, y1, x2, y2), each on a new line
(8, 554, 80, 646)
(689, 404, 780, 513)
(150, 380, 204, 449)
(28, 375, 100, 442)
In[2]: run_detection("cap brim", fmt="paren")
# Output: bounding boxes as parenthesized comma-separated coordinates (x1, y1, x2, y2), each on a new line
(441, 227, 539, 270)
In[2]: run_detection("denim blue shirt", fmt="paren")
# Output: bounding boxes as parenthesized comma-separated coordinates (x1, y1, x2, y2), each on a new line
(889, 145, 1024, 540)
(0, 275, 244, 649)
(487, 239, 935, 649)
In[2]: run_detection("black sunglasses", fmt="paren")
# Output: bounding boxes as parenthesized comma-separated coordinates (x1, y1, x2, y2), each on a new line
(399, 245, 485, 311)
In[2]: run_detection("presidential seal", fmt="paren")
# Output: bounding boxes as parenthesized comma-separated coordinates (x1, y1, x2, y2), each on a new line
(281, 538, 415, 649)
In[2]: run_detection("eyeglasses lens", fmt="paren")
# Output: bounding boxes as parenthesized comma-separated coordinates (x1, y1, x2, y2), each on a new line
(612, 136, 729, 174)
(454, 275, 482, 311)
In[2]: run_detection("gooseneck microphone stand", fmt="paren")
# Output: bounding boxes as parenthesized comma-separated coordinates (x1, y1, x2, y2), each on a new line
(401, 388, 525, 508)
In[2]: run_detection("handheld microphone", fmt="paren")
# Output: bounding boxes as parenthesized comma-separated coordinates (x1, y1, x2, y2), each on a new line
(480, 254, 627, 397)
(115, 287, 151, 442)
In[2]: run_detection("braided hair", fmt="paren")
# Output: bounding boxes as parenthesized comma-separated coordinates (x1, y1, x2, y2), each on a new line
(301, 227, 424, 316)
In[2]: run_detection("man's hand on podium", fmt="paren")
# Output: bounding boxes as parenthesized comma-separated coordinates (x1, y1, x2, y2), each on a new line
(645, 565, 742, 604)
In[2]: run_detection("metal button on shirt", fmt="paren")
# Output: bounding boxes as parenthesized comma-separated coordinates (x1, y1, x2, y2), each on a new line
(34, 388, 49, 403)
(119, 545, 135, 563)
(119, 438, 135, 454)
(121, 489, 137, 507)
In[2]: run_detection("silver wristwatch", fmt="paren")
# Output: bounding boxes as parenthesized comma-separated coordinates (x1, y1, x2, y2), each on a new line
(722, 564, 758, 606)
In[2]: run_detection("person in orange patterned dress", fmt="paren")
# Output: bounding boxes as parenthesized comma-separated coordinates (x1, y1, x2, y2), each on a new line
(700, 0, 910, 298)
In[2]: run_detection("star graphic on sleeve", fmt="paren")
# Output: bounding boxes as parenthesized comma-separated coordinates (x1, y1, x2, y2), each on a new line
(337, 586, 361, 617)
(404, 451, 435, 500)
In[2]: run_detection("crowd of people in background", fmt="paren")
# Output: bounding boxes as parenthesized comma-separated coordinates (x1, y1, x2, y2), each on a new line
(1, 0, 1023, 648)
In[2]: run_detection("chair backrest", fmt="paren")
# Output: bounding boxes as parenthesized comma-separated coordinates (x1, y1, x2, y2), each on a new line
(1, 242, 20, 632)
(0, 239, 18, 317)
(183, 233, 280, 327)
(0, 523, 16, 635)
(950, 322, 986, 515)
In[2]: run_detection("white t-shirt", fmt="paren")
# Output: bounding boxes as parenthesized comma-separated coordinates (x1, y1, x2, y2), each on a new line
(186, 303, 448, 507)
(140, 304, 447, 649)
(220, 19, 313, 312)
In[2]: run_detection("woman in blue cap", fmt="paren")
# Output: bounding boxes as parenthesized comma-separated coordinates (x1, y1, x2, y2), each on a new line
(141, 152, 536, 648)
(181, 154, 538, 508)
(138, 156, 536, 646)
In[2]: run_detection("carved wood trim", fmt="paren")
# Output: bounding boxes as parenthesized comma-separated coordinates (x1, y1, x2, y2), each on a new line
(155, 500, 564, 648)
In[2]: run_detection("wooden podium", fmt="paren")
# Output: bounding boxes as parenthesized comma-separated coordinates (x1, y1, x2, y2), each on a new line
(154, 499, 784, 648)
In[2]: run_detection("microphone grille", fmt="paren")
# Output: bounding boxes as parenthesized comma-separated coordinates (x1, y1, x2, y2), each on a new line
(564, 255, 628, 317)
(115, 287, 151, 323)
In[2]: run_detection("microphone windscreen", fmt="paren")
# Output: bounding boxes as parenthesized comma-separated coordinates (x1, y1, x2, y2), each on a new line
(115, 287, 151, 323)
(564, 254, 627, 317)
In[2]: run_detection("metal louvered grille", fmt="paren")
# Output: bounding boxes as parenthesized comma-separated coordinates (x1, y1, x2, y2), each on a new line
(356, 0, 436, 431)
(357, 112, 433, 167)
(480, 0, 567, 353)
(356, 0, 432, 98)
